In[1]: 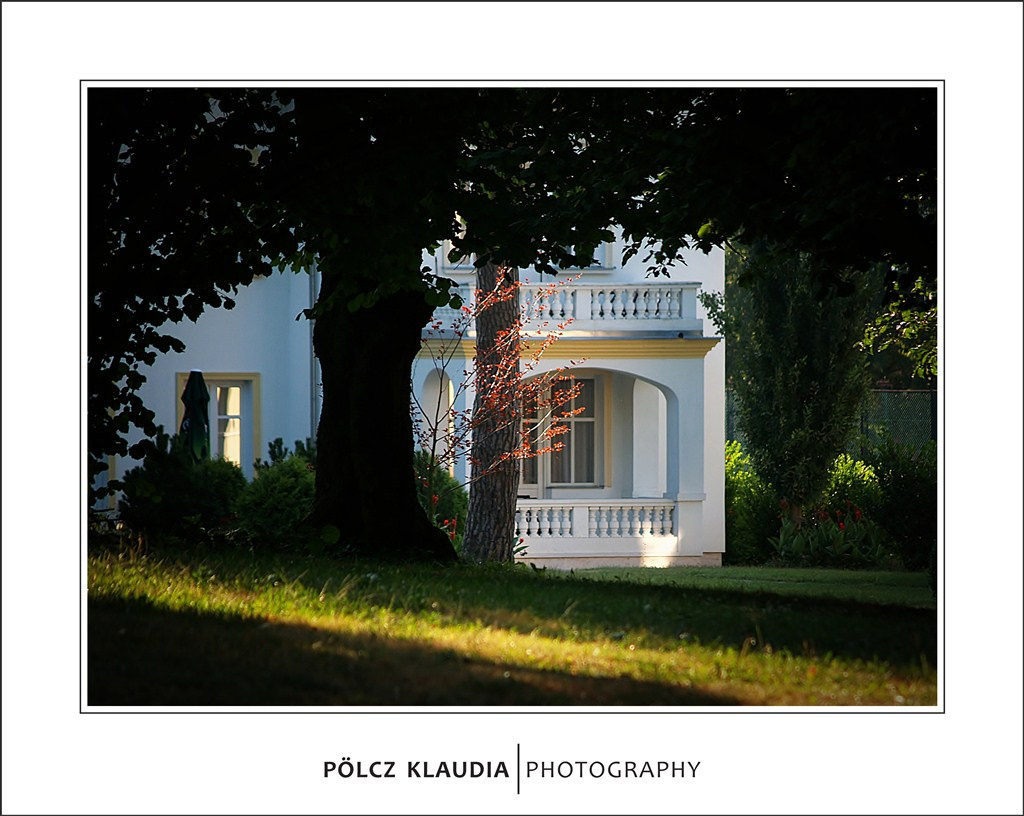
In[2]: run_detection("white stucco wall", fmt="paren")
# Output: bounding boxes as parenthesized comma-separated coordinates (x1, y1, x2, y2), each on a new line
(116, 271, 317, 481)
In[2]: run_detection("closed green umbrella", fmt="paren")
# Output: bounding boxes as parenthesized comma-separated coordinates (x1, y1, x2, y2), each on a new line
(179, 370, 210, 462)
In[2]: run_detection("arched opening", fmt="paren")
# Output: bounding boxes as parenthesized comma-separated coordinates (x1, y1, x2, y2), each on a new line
(417, 368, 454, 471)
(632, 378, 668, 498)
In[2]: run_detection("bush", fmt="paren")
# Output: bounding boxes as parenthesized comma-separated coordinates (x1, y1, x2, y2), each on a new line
(724, 442, 903, 569)
(723, 441, 780, 565)
(865, 435, 937, 572)
(820, 453, 883, 519)
(255, 437, 317, 469)
(414, 450, 468, 552)
(118, 430, 246, 547)
(235, 455, 317, 552)
(768, 453, 898, 569)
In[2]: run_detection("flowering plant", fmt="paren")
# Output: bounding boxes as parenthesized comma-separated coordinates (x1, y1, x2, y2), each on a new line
(411, 273, 588, 501)
(769, 500, 888, 567)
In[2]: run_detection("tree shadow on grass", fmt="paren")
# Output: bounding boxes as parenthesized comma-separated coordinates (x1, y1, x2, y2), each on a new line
(278, 562, 938, 671)
(88, 597, 741, 707)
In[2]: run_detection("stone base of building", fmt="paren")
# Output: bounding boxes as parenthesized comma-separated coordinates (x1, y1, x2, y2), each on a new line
(515, 552, 723, 570)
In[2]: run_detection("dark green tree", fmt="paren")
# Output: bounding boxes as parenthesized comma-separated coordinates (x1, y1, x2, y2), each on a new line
(702, 249, 884, 524)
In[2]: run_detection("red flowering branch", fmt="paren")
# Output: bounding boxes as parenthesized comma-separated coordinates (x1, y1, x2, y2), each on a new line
(411, 272, 587, 497)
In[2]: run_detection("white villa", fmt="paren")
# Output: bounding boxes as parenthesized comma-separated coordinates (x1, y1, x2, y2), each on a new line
(105, 234, 726, 568)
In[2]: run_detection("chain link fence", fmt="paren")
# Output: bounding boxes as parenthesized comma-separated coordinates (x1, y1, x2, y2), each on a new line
(726, 389, 938, 456)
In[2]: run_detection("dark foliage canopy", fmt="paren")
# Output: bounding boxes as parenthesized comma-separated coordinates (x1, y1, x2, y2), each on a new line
(88, 87, 937, 526)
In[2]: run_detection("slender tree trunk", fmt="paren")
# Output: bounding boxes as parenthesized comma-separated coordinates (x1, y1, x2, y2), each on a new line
(309, 281, 457, 563)
(461, 263, 522, 563)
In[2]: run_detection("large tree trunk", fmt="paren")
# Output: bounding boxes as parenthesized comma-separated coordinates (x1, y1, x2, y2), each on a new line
(461, 263, 521, 563)
(309, 283, 457, 563)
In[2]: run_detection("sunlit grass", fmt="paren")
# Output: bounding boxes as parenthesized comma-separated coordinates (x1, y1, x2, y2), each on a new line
(87, 545, 937, 707)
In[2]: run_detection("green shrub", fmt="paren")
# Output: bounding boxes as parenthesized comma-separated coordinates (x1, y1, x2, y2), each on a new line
(414, 450, 468, 552)
(255, 437, 317, 470)
(723, 441, 780, 565)
(724, 443, 903, 569)
(119, 430, 246, 547)
(866, 435, 937, 572)
(235, 455, 316, 552)
(820, 453, 883, 519)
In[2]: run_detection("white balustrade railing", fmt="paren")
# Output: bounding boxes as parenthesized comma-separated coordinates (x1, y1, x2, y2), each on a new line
(428, 282, 702, 335)
(514, 500, 675, 539)
(524, 282, 699, 325)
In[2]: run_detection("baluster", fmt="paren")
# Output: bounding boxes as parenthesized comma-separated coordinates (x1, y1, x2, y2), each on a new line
(640, 289, 651, 319)
(588, 507, 598, 537)
(526, 509, 538, 537)
(626, 507, 637, 536)
(664, 288, 677, 319)
(514, 507, 522, 538)
(604, 506, 616, 536)
(555, 507, 566, 536)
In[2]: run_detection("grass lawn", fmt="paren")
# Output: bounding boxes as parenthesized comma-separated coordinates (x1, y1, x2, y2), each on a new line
(86, 543, 937, 707)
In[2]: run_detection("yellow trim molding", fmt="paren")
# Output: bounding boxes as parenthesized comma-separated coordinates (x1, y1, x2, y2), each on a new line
(418, 337, 720, 360)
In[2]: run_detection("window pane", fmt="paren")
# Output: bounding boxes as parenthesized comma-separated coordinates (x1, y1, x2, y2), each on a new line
(575, 379, 595, 417)
(217, 386, 241, 416)
(551, 427, 572, 483)
(552, 381, 573, 415)
(218, 417, 241, 465)
(521, 422, 538, 484)
(575, 422, 595, 482)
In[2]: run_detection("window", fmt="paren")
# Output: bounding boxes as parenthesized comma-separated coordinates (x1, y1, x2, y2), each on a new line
(176, 372, 261, 478)
(521, 377, 600, 495)
(214, 385, 242, 465)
